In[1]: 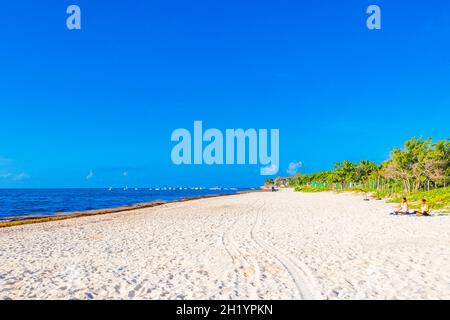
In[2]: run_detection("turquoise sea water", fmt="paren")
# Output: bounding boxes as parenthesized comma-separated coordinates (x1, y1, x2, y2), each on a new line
(0, 188, 252, 221)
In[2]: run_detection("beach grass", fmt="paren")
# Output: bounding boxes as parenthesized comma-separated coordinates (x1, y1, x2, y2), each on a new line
(389, 187, 450, 212)
(294, 184, 450, 213)
(294, 185, 330, 193)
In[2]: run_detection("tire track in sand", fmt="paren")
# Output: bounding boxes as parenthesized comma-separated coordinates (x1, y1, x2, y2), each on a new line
(222, 199, 261, 298)
(250, 198, 323, 300)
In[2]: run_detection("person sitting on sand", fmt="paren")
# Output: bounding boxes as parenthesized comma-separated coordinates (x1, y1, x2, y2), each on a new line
(417, 199, 430, 216)
(392, 197, 409, 215)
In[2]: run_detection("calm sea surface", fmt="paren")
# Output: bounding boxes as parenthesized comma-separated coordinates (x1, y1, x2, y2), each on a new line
(0, 188, 252, 220)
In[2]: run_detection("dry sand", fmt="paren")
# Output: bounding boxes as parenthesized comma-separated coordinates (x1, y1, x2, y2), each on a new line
(0, 189, 449, 300)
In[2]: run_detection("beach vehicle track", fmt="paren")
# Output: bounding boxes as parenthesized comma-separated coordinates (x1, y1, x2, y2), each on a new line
(221, 199, 261, 298)
(250, 198, 324, 300)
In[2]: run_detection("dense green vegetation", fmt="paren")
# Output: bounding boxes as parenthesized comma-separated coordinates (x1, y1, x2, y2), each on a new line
(267, 137, 450, 212)
(390, 187, 450, 210)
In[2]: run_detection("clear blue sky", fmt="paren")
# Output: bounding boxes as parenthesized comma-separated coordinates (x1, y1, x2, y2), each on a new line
(1, 0, 449, 188)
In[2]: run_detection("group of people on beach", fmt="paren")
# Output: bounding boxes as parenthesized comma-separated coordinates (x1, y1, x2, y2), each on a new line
(391, 198, 430, 216)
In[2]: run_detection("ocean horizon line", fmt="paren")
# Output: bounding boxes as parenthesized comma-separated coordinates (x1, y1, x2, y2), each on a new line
(0, 186, 260, 190)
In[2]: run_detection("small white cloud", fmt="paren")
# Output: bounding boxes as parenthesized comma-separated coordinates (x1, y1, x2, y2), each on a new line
(0, 172, 29, 181)
(260, 164, 279, 176)
(286, 161, 302, 176)
(14, 173, 30, 181)
(86, 169, 94, 180)
(123, 171, 128, 177)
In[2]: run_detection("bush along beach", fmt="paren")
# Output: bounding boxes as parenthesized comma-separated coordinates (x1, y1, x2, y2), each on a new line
(270, 137, 450, 212)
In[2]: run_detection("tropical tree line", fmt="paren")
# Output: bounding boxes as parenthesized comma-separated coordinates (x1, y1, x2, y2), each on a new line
(267, 137, 450, 194)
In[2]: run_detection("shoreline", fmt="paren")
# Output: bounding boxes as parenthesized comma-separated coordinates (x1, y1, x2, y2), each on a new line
(1, 189, 448, 299)
(0, 189, 262, 229)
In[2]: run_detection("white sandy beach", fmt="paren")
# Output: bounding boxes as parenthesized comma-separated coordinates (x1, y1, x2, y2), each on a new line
(0, 189, 449, 300)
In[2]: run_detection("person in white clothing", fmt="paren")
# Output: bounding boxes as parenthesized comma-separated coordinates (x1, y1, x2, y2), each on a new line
(393, 197, 409, 215)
